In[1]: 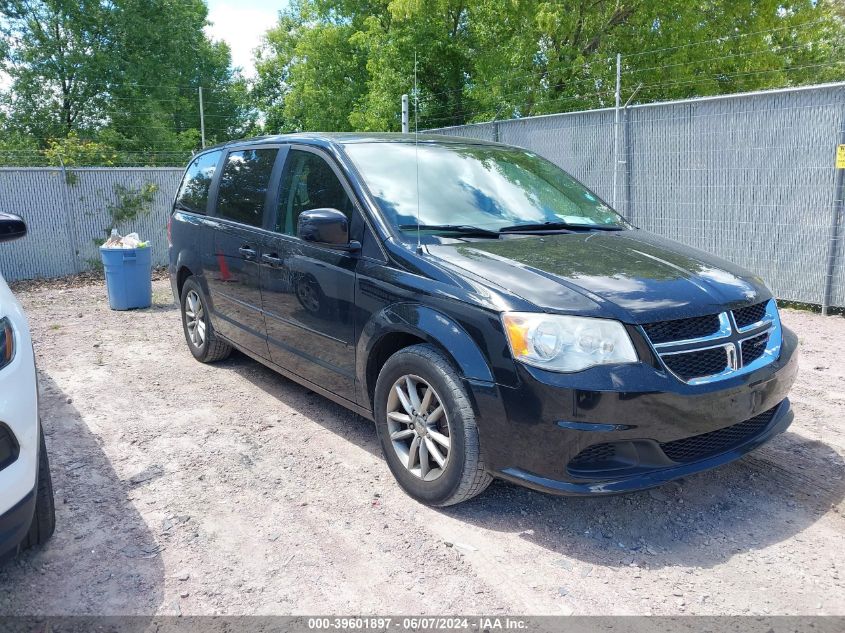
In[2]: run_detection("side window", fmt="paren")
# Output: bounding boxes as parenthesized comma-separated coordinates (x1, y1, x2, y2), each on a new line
(175, 150, 221, 214)
(275, 150, 355, 236)
(215, 148, 278, 227)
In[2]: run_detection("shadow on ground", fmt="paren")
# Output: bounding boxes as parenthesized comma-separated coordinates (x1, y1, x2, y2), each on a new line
(440, 430, 845, 570)
(211, 350, 845, 571)
(0, 372, 165, 615)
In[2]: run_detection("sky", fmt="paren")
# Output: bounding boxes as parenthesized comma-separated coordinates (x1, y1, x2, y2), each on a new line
(205, 0, 289, 78)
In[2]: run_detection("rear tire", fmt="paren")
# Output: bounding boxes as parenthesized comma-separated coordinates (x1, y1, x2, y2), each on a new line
(20, 426, 55, 550)
(374, 344, 492, 506)
(180, 277, 232, 363)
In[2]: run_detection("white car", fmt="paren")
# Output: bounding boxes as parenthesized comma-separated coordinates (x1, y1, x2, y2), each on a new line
(0, 212, 54, 560)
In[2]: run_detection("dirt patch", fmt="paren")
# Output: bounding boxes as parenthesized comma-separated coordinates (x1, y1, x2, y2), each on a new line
(1, 279, 843, 615)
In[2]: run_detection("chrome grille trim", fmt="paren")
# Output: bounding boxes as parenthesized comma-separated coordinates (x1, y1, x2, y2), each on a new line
(732, 301, 775, 333)
(640, 299, 782, 385)
(651, 312, 732, 350)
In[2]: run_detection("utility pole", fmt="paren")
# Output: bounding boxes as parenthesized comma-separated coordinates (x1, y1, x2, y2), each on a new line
(199, 86, 206, 149)
(822, 134, 845, 315)
(612, 53, 621, 210)
(401, 94, 409, 134)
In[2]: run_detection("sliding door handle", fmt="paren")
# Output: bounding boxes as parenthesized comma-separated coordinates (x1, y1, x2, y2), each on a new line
(261, 253, 283, 267)
(238, 245, 257, 260)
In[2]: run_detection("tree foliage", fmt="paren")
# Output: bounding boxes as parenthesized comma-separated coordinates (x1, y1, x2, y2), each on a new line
(254, 0, 845, 132)
(0, 0, 256, 164)
(2, 0, 843, 161)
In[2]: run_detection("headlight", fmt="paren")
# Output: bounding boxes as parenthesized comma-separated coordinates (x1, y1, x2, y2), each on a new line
(0, 317, 14, 370)
(502, 312, 638, 372)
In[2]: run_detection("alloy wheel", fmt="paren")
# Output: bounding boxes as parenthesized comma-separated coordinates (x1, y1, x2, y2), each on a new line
(386, 374, 451, 481)
(185, 289, 207, 348)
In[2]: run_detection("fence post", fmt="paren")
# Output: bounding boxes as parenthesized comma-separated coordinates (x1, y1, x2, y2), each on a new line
(822, 131, 845, 315)
(58, 155, 82, 274)
(623, 106, 633, 222)
(621, 83, 642, 223)
(612, 53, 622, 210)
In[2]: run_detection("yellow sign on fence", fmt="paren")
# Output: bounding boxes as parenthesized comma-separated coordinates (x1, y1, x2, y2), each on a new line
(837, 144, 845, 169)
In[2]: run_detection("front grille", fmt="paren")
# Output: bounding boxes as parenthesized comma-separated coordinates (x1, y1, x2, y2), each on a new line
(662, 347, 728, 381)
(733, 301, 767, 328)
(0, 423, 19, 472)
(641, 299, 778, 384)
(660, 406, 777, 463)
(641, 314, 721, 344)
(569, 443, 617, 468)
(741, 332, 769, 365)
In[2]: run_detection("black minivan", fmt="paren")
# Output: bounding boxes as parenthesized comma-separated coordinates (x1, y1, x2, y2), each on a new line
(168, 133, 798, 506)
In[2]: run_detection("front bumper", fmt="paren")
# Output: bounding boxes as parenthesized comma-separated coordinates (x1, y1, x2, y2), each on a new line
(0, 315, 39, 537)
(0, 487, 35, 561)
(471, 326, 799, 496)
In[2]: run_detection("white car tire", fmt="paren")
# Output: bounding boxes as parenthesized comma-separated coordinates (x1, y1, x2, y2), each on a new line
(20, 426, 55, 550)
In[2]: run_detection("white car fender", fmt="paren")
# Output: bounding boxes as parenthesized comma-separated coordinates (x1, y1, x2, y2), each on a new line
(0, 273, 39, 517)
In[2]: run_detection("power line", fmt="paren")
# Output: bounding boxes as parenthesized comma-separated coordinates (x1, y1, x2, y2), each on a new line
(414, 27, 840, 115)
(416, 56, 615, 105)
(624, 38, 842, 76)
(622, 16, 831, 59)
(629, 59, 845, 95)
(2, 77, 231, 91)
(422, 78, 612, 115)
(425, 82, 613, 120)
(3, 91, 241, 108)
(418, 65, 617, 116)
(423, 58, 845, 128)
(423, 89, 616, 126)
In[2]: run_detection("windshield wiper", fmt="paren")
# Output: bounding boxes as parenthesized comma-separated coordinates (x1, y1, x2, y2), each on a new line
(499, 221, 625, 233)
(398, 224, 501, 238)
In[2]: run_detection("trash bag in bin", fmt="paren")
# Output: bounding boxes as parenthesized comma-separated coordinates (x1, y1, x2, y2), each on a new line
(100, 231, 152, 310)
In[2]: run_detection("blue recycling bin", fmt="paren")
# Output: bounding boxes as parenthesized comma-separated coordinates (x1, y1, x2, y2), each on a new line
(100, 246, 152, 310)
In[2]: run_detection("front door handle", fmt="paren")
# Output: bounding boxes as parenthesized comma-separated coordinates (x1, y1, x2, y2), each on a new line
(238, 245, 257, 260)
(261, 253, 283, 267)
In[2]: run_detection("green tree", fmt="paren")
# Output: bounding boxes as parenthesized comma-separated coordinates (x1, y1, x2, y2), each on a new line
(252, 0, 845, 132)
(0, 0, 253, 162)
(253, 0, 371, 133)
(0, 0, 115, 138)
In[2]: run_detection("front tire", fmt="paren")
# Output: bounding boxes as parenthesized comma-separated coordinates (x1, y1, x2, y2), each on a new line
(21, 426, 55, 550)
(180, 277, 232, 363)
(374, 344, 492, 506)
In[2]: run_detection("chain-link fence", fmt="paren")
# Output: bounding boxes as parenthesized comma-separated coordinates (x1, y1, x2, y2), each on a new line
(0, 167, 183, 281)
(430, 82, 845, 310)
(2, 82, 845, 307)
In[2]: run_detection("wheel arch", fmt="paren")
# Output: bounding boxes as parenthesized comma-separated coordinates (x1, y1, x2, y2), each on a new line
(358, 304, 496, 413)
(176, 265, 193, 297)
(173, 248, 206, 299)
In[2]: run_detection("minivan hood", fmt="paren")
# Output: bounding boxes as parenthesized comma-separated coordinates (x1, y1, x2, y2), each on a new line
(426, 230, 771, 323)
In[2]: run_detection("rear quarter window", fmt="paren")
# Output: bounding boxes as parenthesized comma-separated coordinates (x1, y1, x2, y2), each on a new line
(175, 150, 222, 214)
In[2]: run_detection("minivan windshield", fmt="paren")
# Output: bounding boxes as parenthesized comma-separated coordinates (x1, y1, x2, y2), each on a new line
(343, 141, 626, 239)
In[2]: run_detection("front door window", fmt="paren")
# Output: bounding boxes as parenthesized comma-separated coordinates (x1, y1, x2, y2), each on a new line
(275, 150, 355, 236)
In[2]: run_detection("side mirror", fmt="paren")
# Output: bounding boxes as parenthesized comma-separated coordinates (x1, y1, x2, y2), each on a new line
(297, 208, 360, 252)
(0, 213, 27, 243)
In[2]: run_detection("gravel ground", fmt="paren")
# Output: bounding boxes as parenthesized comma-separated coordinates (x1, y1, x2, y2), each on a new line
(0, 278, 843, 616)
